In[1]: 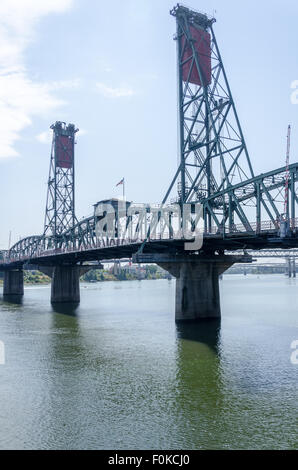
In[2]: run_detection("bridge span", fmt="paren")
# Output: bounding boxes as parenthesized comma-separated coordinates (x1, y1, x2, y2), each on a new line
(1, 4, 298, 322)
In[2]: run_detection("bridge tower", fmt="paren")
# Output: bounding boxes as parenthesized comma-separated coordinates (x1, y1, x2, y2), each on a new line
(43, 121, 81, 304)
(157, 4, 256, 321)
(164, 4, 254, 233)
(44, 121, 78, 242)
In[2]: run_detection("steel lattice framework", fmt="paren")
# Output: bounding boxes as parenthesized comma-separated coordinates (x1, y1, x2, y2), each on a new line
(3, 4, 298, 268)
(163, 4, 298, 235)
(44, 121, 79, 244)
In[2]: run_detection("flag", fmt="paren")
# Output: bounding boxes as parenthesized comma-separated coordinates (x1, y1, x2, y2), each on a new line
(116, 178, 124, 186)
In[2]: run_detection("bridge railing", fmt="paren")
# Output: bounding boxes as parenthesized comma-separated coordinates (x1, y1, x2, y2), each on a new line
(2, 216, 298, 265)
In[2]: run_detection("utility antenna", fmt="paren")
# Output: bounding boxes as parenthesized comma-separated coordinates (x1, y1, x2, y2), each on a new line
(284, 124, 291, 219)
(8, 230, 12, 250)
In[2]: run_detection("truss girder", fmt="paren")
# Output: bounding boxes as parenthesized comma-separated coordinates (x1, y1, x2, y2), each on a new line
(3, 162, 298, 264)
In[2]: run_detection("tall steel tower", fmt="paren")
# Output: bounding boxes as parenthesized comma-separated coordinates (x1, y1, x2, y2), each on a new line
(44, 121, 79, 241)
(164, 4, 255, 232)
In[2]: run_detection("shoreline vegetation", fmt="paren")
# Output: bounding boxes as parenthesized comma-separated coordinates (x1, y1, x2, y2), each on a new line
(0, 265, 172, 286)
(0, 264, 293, 286)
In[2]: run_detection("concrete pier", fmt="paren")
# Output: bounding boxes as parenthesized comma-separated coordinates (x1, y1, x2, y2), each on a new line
(3, 269, 24, 297)
(160, 258, 233, 321)
(132, 252, 251, 322)
(286, 257, 292, 278)
(51, 265, 80, 303)
(26, 263, 102, 304)
(175, 262, 223, 321)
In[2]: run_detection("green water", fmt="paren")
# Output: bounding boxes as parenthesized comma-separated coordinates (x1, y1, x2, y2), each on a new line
(0, 275, 297, 449)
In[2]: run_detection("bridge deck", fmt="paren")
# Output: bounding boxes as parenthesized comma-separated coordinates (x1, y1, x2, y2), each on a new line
(2, 230, 298, 270)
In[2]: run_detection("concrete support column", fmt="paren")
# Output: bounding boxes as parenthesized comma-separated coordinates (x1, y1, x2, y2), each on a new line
(175, 262, 221, 320)
(159, 258, 233, 322)
(133, 252, 250, 322)
(286, 258, 292, 278)
(3, 269, 24, 296)
(51, 265, 80, 303)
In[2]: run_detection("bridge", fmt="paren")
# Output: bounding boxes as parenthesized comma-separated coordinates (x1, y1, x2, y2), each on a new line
(1, 4, 298, 322)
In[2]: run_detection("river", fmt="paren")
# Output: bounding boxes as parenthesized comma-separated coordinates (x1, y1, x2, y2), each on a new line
(0, 275, 297, 449)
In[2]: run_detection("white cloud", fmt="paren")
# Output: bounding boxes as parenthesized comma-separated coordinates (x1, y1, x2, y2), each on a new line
(96, 82, 135, 99)
(36, 129, 52, 144)
(49, 78, 82, 91)
(0, 0, 73, 38)
(0, 0, 74, 160)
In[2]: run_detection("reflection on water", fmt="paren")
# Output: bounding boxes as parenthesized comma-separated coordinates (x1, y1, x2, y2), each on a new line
(176, 319, 221, 353)
(0, 276, 297, 449)
(51, 302, 79, 316)
(3, 294, 23, 306)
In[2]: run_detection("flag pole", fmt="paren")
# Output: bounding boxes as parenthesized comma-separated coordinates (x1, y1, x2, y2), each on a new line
(123, 177, 125, 200)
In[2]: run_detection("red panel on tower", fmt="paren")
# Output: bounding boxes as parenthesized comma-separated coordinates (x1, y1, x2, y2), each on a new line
(181, 26, 211, 86)
(55, 135, 73, 169)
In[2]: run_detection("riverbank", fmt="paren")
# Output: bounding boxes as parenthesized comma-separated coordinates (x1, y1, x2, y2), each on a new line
(0, 265, 171, 286)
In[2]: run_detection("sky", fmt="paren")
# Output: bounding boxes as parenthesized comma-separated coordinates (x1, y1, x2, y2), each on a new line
(1, 0, 298, 248)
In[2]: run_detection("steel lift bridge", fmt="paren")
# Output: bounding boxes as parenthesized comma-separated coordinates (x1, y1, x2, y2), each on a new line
(1, 4, 298, 321)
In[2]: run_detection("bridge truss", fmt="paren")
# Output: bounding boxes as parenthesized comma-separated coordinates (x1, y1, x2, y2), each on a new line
(163, 4, 298, 235)
(2, 3, 298, 267)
